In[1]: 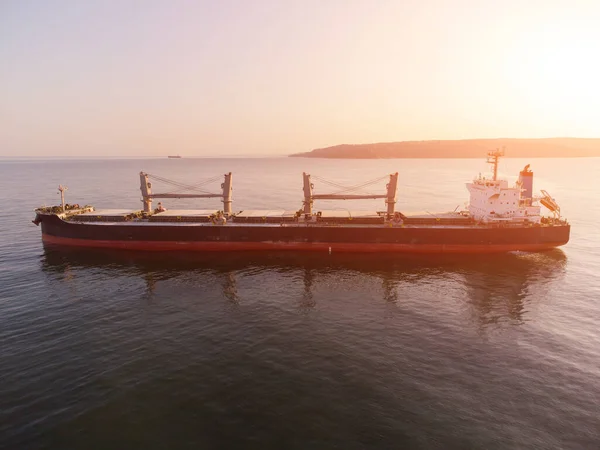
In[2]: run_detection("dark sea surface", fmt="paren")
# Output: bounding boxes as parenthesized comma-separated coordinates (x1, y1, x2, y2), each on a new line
(1, 157, 599, 449)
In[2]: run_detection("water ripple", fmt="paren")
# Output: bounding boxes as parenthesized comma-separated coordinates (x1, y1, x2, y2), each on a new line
(1, 158, 599, 449)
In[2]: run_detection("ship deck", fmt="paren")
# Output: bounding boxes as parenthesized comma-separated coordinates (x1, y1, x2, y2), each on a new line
(63, 218, 566, 230)
(56, 208, 567, 229)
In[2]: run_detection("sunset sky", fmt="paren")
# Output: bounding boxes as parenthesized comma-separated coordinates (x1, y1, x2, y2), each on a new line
(1, 0, 599, 157)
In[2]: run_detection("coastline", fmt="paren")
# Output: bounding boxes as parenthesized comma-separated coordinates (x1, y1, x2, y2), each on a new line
(290, 138, 600, 159)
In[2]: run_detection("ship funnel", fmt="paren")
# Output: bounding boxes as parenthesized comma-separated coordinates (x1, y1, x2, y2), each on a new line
(518, 164, 533, 206)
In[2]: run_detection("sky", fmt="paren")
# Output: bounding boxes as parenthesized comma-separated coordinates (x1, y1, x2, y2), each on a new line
(1, 0, 600, 157)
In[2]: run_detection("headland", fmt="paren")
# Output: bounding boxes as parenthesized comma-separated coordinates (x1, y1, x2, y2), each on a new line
(290, 138, 600, 159)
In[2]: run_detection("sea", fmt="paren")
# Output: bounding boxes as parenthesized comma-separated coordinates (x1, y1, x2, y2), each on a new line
(1, 156, 599, 449)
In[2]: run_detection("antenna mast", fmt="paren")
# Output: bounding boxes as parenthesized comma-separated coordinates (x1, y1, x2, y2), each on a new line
(487, 147, 505, 181)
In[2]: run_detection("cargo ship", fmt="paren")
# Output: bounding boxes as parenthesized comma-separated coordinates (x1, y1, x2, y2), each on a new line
(33, 150, 570, 253)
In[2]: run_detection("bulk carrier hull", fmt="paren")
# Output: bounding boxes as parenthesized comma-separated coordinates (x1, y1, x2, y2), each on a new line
(33, 151, 571, 254)
(37, 214, 570, 254)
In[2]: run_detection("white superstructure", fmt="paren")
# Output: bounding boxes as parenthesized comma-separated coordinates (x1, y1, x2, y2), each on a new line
(466, 149, 557, 224)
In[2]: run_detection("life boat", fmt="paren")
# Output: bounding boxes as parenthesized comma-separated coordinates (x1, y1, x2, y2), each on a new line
(540, 190, 560, 214)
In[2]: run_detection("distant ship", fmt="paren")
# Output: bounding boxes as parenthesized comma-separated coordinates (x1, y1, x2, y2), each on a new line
(168, 155, 182, 158)
(33, 150, 569, 253)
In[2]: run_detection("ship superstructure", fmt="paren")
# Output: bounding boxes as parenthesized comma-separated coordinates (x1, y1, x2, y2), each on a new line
(466, 149, 560, 224)
(32, 151, 570, 253)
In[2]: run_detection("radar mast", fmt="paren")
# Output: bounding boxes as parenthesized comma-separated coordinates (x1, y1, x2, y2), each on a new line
(486, 147, 505, 181)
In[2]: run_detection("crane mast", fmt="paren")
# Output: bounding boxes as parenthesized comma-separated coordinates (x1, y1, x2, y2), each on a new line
(302, 172, 399, 217)
(139, 172, 233, 215)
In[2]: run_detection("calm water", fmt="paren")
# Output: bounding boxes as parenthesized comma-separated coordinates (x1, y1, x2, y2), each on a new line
(1, 157, 599, 449)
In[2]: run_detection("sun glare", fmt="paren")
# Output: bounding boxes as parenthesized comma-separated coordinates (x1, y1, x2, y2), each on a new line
(507, 24, 600, 132)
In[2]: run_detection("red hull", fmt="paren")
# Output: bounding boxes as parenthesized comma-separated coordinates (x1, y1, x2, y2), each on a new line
(42, 233, 565, 254)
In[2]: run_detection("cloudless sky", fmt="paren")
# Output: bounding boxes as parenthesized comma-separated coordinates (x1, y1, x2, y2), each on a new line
(1, 0, 599, 157)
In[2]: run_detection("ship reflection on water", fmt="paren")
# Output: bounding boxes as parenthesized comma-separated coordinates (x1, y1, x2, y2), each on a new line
(40, 245, 567, 328)
(33, 245, 574, 448)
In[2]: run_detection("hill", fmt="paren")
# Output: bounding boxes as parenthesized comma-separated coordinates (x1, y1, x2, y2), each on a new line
(289, 138, 600, 159)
